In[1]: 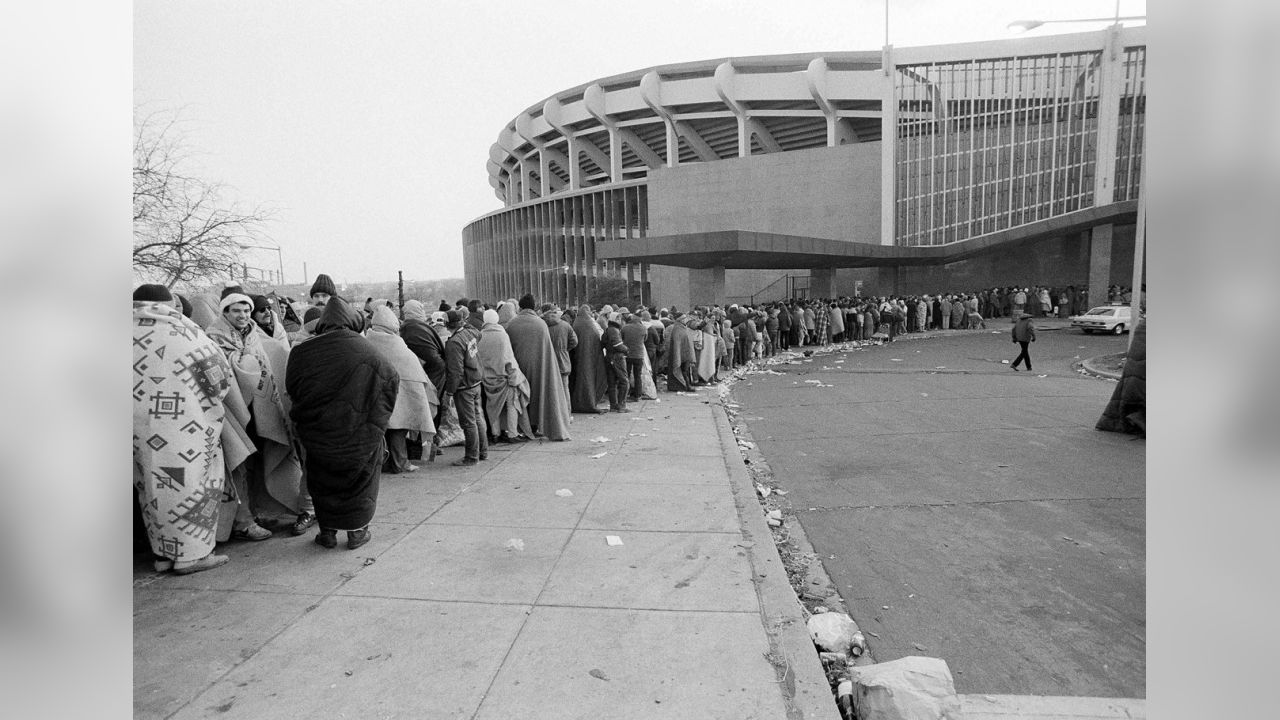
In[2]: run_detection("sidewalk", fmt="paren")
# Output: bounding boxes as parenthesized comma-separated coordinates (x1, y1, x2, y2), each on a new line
(134, 325, 1141, 720)
(133, 390, 838, 720)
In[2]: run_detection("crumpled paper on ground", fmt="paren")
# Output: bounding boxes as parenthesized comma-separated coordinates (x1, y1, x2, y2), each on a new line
(849, 656, 962, 720)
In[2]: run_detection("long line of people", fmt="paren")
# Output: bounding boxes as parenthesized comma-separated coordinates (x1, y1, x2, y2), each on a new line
(134, 274, 1085, 575)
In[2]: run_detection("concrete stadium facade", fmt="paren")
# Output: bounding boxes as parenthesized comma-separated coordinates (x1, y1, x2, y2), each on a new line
(462, 26, 1146, 309)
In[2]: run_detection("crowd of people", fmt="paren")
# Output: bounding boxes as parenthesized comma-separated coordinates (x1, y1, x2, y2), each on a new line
(134, 273, 1092, 574)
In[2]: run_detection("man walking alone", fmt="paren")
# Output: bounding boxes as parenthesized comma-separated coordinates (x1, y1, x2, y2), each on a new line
(1010, 313, 1037, 372)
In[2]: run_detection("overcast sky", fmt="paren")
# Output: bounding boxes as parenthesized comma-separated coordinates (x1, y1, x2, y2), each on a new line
(134, 0, 1146, 286)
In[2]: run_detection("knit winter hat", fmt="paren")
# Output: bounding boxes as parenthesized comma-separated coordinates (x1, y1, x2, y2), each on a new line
(309, 273, 337, 298)
(250, 294, 272, 313)
(219, 293, 253, 312)
(132, 284, 172, 302)
(482, 309, 500, 325)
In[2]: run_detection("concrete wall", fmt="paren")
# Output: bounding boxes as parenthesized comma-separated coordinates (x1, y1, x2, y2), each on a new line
(647, 143, 882, 243)
(843, 224, 1136, 297)
(640, 142, 1133, 307)
(645, 143, 881, 307)
(647, 266, 809, 309)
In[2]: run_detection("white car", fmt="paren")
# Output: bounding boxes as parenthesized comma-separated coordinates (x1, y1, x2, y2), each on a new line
(1071, 305, 1132, 334)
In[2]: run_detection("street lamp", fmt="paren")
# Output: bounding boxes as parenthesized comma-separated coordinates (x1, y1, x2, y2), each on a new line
(236, 243, 285, 285)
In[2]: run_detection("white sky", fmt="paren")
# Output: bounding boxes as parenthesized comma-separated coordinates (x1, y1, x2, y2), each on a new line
(134, 0, 1146, 285)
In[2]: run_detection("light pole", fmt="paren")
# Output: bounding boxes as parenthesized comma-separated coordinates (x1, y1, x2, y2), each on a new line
(236, 243, 285, 285)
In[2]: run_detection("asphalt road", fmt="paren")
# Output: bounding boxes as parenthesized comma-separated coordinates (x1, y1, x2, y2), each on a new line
(730, 325, 1145, 698)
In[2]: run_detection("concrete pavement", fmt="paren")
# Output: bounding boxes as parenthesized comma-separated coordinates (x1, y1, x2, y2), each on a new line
(725, 319, 1145, 718)
(134, 315, 1142, 719)
(133, 391, 838, 720)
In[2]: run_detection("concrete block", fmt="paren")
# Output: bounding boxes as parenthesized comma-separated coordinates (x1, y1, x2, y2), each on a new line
(334, 524, 571, 604)
(426, 478, 598, 529)
(134, 588, 316, 720)
(473, 606, 790, 720)
(538, 530, 757, 611)
(579, 482, 739, 533)
(166, 596, 528, 719)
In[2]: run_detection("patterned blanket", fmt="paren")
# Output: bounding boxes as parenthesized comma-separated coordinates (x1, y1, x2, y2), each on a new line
(206, 315, 305, 524)
(133, 302, 232, 562)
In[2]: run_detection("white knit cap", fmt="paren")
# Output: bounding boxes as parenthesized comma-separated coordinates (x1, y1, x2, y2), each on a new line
(220, 293, 253, 312)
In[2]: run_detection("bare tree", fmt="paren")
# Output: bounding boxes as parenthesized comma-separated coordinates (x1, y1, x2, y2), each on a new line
(133, 108, 274, 288)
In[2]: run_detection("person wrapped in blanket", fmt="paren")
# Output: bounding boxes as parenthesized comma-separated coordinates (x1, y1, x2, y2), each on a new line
(286, 298, 398, 550)
(206, 291, 307, 542)
(132, 284, 234, 575)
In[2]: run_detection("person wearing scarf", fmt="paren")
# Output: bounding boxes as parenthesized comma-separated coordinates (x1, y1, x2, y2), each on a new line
(132, 286, 234, 574)
(285, 298, 398, 550)
(367, 306, 438, 473)
(206, 293, 306, 542)
(478, 308, 533, 442)
(569, 304, 608, 414)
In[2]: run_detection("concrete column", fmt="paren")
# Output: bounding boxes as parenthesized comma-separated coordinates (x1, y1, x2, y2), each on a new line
(608, 128, 623, 182)
(880, 44, 897, 246)
(1092, 26, 1122, 206)
(665, 119, 679, 167)
(566, 137, 581, 190)
(539, 151, 550, 197)
(811, 267, 836, 299)
(688, 266, 726, 307)
(1088, 223, 1114, 309)
(814, 268, 837, 299)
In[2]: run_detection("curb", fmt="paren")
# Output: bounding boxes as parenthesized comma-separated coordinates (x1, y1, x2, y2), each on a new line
(712, 404, 843, 720)
(1079, 354, 1124, 381)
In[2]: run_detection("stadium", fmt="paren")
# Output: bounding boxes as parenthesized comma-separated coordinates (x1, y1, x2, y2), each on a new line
(462, 26, 1146, 309)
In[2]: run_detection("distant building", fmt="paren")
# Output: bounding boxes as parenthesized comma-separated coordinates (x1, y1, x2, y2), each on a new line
(463, 27, 1146, 307)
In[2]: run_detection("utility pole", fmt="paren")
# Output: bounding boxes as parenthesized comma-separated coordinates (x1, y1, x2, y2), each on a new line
(397, 271, 405, 319)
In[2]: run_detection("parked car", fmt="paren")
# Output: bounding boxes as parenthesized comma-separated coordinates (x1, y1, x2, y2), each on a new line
(1070, 304, 1132, 334)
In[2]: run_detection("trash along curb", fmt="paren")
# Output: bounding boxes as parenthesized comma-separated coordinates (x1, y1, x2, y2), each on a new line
(1078, 354, 1124, 381)
(713, 403, 843, 720)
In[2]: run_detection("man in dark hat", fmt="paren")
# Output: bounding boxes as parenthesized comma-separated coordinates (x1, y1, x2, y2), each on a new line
(286, 298, 398, 550)
(309, 274, 336, 305)
(250, 295, 278, 338)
